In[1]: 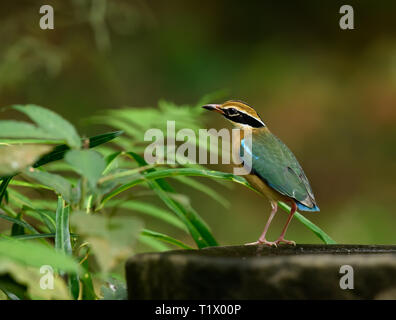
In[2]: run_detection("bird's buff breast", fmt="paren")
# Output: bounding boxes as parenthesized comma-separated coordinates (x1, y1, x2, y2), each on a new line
(244, 174, 290, 204)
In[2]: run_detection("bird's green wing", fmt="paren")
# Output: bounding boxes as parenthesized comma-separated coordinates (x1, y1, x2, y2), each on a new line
(241, 130, 316, 208)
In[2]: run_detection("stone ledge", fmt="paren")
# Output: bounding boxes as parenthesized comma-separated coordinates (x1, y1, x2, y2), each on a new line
(126, 244, 396, 299)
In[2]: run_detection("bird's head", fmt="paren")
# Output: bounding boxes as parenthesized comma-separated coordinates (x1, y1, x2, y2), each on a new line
(202, 100, 265, 129)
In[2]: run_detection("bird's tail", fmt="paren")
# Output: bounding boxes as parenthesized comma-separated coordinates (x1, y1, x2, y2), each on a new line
(296, 202, 320, 212)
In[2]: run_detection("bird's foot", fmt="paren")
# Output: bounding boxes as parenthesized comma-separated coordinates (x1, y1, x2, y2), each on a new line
(245, 239, 277, 247)
(274, 237, 296, 246)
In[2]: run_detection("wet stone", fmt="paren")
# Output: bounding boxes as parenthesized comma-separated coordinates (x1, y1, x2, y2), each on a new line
(126, 244, 396, 299)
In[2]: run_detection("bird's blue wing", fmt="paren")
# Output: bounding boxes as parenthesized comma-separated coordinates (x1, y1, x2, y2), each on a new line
(241, 130, 318, 211)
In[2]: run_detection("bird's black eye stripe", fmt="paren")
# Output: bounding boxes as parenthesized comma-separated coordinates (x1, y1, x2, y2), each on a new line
(240, 113, 265, 128)
(224, 110, 264, 128)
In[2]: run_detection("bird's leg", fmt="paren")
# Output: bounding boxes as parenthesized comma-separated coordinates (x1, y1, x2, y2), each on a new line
(245, 202, 278, 247)
(275, 201, 297, 246)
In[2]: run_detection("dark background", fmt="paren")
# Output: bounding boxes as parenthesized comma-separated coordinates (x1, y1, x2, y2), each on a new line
(1, 0, 395, 245)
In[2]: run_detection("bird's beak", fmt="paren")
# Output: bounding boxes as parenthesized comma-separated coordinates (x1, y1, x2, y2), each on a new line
(202, 104, 224, 114)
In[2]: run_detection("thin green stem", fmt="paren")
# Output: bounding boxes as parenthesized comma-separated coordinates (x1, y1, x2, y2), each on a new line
(86, 195, 93, 213)
(80, 177, 87, 211)
(98, 163, 159, 184)
(9, 180, 52, 190)
(0, 204, 18, 218)
(0, 139, 65, 145)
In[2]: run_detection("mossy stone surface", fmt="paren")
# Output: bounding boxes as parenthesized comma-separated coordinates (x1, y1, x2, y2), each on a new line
(126, 244, 396, 299)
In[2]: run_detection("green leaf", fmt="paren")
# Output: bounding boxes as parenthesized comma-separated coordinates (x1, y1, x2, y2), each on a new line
(29, 199, 57, 211)
(55, 197, 72, 255)
(141, 229, 193, 249)
(1, 131, 122, 204)
(120, 153, 217, 249)
(68, 273, 80, 300)
(88, 117, 141, 140)
(106, 199, 186, 231)
(0, 274, 28, 300)
(195, 90, 229, 107)
(65, 150, 105, 189)
(0, 139, 64, 145)
(9, 180, 52, 190)
(80, 259, 98, 300)
(71, 212, 143, 272)
(138, 235, 170, 252)
(6, 190, 56, 233)
(6, 189, 36, 208)
(0, 260, 72, 300)
(23, 169, 74, 203)
(13, 104, 81, 149)
(0, 177, 12, 204)
(11, 213, 25, 237)
(173, 176, 229, 208)
(54, 197, 80, 298)
(0, 121, 53, 139)
(10, 233, 56, 240)
(0, 211, 39, 234)
(23, 207, 56, 233)
(103, 151, 122, 175)
(33, 131, 123, 168)
(0, 238, 80, 273)
(154, 187, 212, 248)
(101, 168, 251, 204)
(89, 100, 207, 147)
(9, 233, 78, 240)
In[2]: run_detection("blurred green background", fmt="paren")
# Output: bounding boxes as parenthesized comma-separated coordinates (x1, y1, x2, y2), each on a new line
(1, 0, 395, 246)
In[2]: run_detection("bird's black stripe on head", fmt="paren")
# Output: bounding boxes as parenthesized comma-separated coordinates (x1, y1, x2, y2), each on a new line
(224, 110, 265, 128)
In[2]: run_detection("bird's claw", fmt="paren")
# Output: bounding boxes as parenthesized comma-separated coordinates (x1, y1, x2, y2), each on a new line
(274, 238, 296, 246)
(245, 240, 278, 247)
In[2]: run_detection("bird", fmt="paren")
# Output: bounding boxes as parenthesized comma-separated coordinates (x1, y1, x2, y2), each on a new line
(202, 100, 319, 247)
